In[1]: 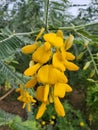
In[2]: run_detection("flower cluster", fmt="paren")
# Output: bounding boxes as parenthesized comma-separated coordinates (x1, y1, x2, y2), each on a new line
(17, 29, 79, 119)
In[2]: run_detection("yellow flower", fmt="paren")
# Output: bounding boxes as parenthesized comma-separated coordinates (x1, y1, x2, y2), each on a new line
(16, 87, 36, 112)
(64, 34, 74, 50)
(43, 33, 63, 48)
(52, 50, 76, 71)
(36, 103, 47, 119)
(32, 43, 51, 64)
(54, 83, 72, 98)
(21, 43, 38, 54)
(37, 65, 68, 84)
(54, 97, 65, 117)
(25, 77, 37, 88)
(24, 63, 41, 76)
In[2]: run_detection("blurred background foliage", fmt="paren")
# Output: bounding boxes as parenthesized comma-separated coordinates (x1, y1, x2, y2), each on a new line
(0, 0, 98, 130)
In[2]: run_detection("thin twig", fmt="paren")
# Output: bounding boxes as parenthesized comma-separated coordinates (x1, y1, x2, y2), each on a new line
(44, 0, 49, 31)
(0, 88, 14, 101)
(0, 30, 39, 43)
(87, 44, 98, 75)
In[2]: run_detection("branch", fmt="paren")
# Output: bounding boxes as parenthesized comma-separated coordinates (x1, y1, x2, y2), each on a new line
(0, 30, 39, 43)
(0, 88, 14, 101)
(57, 21, 98, 31)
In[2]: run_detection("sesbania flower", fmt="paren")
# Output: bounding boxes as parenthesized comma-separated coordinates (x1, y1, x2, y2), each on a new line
(16, 85, 36, 112)
(17, 29, 79, 119)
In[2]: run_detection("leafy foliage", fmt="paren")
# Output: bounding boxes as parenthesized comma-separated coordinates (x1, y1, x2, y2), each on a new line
(0, 109, 41, 130)
(0, 27, 27, 85)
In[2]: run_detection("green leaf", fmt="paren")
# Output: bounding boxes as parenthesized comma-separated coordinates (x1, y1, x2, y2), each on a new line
(78, 29, 98, 42)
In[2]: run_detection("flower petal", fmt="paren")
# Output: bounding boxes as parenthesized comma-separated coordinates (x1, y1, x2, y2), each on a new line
(65, 84, 72, 92)
(44, 42, 51, 51)
(44, 84, 49, 102)
(54, 97, 65, 117)
(54, 83, 72, 98)
(54, 83, 66, 98)
(37, 65, 49, 84)
(36, 85, 49, 102)
(36, 86, 44, 101)
(56, 30, 64, 39)
(65, 52, 75, 60)
(24, 63, 41, 76)
(37, 65, 68, 84)
(27, 103, 31, 112)
(32, 45, 51, 64)
(22, 43, 38, 54)
(52, 52, 65, 71)
(35, 28, 45, 41)
(43, 33, 63, 48)
(36, 103, 47, 119)
(25, 77, 37, 88)
(64, 34, 74, 50)
(64, 60, 79, 71)
(49, 66, 68, 84)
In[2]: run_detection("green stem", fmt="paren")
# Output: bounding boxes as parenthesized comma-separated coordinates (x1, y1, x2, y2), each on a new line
(86, 43, 98, 75)
(15, 30, 39, 36)
(58, 21, 98, 31)
(0, 30, 39, 43)
(44, 0, 49, 31)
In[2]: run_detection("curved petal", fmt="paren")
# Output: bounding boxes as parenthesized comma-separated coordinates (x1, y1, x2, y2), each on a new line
(52, 52, 65, 71)
(35, 28, 45, 41)
(37, 65, 49, 84)
(36, 86, 44, 101)
(43, 33, 63, 48)
(37, 65, 68, 84)
(49, 66, 68, 84)
(22, 43, 38, 54)
(65, 84, 72, 92)
(36, 103, 47, 119)
(44, 84, 50, 102)
(36, 85, 49, 102)
(64, 34, 74, 50)
(24, 63, 41, 76)
(65, 52, 75, 60)
(54, 83, 66, 98)
(64, 60, 79, 71)
(54, 97, 65, 117)
(56, 30, 64, 39)
(32, 45, 51, 64)
(44, 42, 51, 51)
(25, 77, 37, 88)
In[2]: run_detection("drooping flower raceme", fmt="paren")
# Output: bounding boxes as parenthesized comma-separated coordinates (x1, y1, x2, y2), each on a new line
(17, 29, 79, 119)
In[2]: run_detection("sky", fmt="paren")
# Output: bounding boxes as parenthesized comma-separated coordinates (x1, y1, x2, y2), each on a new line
(68, 0, 91, 16)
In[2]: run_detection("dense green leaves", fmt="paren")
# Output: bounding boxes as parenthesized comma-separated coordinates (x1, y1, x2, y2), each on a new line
(0, 109, 40, 130)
